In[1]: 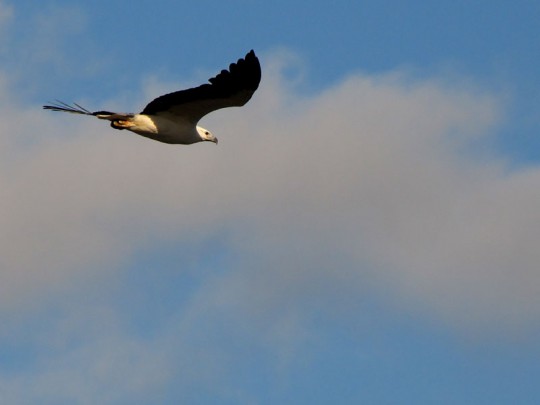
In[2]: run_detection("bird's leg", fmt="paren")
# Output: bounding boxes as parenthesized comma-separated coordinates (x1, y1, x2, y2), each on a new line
(110, 120, 135, 130)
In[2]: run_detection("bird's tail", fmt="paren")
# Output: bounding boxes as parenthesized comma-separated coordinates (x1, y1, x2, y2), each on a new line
(43, 100, 95, 115)
(43, 100, 132, 120)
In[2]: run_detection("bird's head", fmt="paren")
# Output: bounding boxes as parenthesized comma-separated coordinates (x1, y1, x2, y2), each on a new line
(197, 126, 218, 144)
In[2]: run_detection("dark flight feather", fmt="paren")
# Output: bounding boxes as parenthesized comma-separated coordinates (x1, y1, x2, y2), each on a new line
(140, 50, 261, 122)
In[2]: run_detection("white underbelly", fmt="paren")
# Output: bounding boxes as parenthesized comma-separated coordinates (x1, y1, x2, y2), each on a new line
(129, 114, 200, 144)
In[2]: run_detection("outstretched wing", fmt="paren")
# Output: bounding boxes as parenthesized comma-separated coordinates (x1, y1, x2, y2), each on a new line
(140, 50, 261, 123)
(43, 101, 133, 121)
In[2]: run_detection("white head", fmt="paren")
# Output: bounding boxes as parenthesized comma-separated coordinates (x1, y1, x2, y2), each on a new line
(197, 126, 218, 144)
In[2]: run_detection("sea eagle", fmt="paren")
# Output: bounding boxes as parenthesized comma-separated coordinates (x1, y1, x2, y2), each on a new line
(43, 50, 261, 145)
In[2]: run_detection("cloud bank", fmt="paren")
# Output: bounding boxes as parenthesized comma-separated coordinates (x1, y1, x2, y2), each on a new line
(1, 45, 540, 401)
(2, 49, 540, 328)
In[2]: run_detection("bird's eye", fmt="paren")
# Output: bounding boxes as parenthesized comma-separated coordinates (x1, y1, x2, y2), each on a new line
(205, 131, 209, 135)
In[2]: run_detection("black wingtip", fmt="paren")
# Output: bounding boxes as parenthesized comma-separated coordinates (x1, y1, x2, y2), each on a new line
(213, 49, 261, 92)
(140, 50, 262, 115)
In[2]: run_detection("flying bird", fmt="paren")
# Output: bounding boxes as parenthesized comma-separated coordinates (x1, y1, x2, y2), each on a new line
(43, 50, 261, 145)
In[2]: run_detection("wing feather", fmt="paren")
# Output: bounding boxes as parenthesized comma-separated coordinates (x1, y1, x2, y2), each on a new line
(140, 50, 261, 123)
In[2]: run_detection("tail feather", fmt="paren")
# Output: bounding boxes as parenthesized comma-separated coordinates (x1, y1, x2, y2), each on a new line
(43, 100, 94, 115)
(43, 100, 133, 120)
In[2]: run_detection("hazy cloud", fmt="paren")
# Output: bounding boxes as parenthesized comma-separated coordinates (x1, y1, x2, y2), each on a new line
(1, 0, 539, 401)
(0, 1, 12, 24)
(1, 27, 540, 401)
(3, 47, 540, 335)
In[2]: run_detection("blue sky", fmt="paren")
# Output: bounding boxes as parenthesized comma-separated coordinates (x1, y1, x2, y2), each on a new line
(1, 0, 540, 404)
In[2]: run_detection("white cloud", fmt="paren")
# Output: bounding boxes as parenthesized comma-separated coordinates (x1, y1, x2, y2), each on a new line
(1, 48, 539, 337)
(2, 45, 540, 401)
(0, 306, 173, 404)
